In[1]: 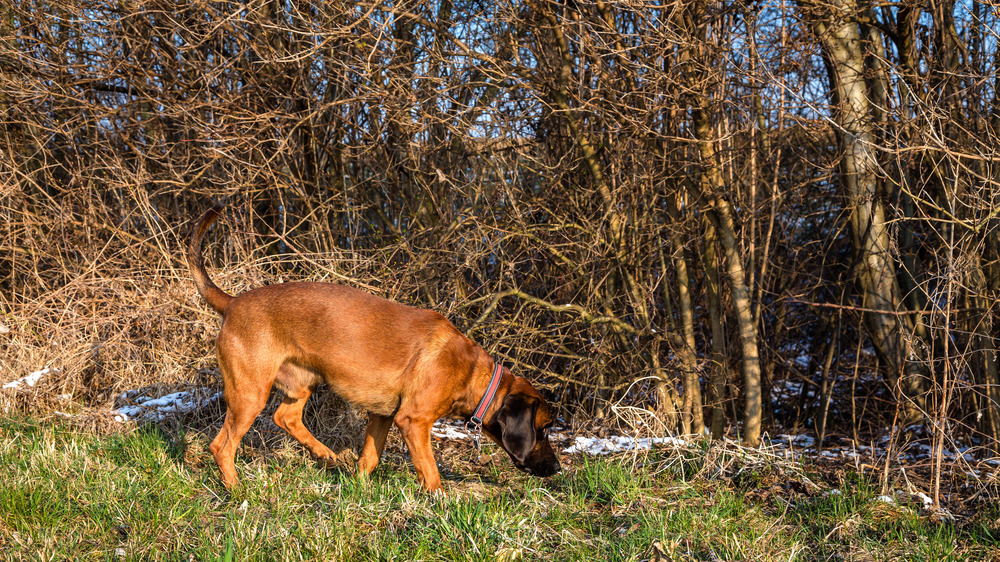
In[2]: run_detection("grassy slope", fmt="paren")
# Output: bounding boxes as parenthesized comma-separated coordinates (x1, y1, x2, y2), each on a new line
(0, 418, 997, 561)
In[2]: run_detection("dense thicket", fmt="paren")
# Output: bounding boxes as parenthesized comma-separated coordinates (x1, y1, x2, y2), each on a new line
(2, 0, 998, 476)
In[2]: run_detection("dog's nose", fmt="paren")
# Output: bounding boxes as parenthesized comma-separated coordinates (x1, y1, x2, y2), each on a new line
(529, 459, 561, 477)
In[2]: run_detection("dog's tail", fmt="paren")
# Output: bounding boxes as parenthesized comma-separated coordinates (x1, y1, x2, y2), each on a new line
(187, 204, 234, 315)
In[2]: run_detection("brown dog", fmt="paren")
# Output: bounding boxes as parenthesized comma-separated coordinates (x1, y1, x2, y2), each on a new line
(188, 205, 561, 491)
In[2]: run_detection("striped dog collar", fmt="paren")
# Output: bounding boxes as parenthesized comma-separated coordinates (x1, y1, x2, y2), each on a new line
(470, 361, 504, 428)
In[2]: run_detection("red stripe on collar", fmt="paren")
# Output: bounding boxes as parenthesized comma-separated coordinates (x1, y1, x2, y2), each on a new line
(471, 362, 503, 425)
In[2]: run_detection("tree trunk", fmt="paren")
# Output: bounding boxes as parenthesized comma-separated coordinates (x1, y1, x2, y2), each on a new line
(703, 217, 729, 440)
(694, 102, 762, 446)
(804, 0, 929, 418)
(666, 189, 704, 436)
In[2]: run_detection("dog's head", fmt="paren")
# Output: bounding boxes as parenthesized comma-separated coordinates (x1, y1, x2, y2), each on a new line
(485, 374, 561, 478)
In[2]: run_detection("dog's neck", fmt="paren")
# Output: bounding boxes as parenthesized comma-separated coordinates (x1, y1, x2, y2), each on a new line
(463, 354, 511, 425)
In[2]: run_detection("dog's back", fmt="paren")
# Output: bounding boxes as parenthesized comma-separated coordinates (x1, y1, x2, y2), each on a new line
(219, 281, 471, 416)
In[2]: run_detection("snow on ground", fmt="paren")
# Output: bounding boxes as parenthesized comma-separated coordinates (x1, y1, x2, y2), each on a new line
(2, 367, 56, 390)
(115, 388, 221, 422)
(432, 420, 474, 440)
(770, 379, 808, 402)
(764, 430, 1000, 476)
(431, 419, 692, 456)
(775, 433, 815, 448)
(563, 435, 688, 455)
(915, 491, 934, 508)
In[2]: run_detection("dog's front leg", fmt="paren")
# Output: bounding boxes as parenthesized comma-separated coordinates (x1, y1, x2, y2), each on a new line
(394, 415, 442, 492)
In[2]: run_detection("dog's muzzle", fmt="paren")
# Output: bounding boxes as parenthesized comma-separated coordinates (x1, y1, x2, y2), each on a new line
(522, 459, 561, 477)
(517, 449, 562, 477)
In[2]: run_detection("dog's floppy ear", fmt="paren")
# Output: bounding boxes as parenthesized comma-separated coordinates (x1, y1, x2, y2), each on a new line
(497, 393, 539, 463)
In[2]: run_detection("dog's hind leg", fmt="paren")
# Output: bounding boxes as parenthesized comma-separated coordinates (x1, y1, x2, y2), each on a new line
(272, 366, 339, 466)
(210, 356, 273, 489)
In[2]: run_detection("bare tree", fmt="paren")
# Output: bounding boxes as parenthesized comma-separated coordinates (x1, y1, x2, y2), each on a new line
(2, 2, 999, 491)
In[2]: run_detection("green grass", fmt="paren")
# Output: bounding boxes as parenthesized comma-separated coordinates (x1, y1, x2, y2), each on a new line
(0, 418, 997, 561)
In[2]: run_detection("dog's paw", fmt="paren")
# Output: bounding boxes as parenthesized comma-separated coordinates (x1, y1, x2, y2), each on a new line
(315, 449, 358, 473)
(315, 455, 340, 469)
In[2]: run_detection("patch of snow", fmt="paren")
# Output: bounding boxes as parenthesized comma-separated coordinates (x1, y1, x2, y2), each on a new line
(770, 380, 807, 402)
(431, 421, 580, 444)
(115, 388, 221, 422)
(915, 492, 933, 508)
(775, 434, 816, 448)
(431, 420, 471, 440)
(3, 367, 55, 390)
(562, 435, 687, 455)
(875, 495, 895, 504)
